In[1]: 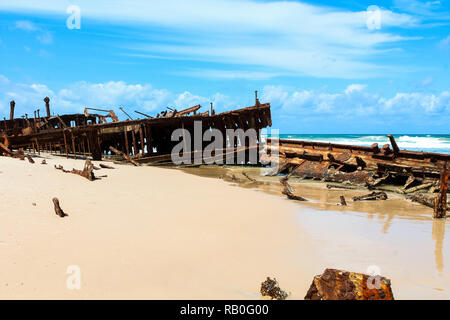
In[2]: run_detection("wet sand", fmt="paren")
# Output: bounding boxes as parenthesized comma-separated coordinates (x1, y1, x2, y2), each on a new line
(180, 165, 450, 299)
(0, 155, 449, 299)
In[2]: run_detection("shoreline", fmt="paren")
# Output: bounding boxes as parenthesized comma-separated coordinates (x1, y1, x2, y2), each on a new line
(1, 153, 449, 299)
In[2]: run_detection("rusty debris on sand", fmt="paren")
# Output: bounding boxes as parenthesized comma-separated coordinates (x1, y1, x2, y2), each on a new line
(260, 277, 289, 300)
(304, 268, 394, 300)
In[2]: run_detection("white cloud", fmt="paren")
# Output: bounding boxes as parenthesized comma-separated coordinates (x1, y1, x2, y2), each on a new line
(0, 75, 234, 118)
(1, 0, 420, 78)
(36, 31, 53, 44)
(421, 76, 433, 87)
(439, 35, 450, 48)
(14, 20, 37, 31)
(1, 75, 449, 129)
(13, 20, 53, 44)
(344, 84, 367, 94)
(261, 84, 450, 116)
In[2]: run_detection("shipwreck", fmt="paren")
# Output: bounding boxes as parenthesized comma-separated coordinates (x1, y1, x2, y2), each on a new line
(0, 92, 448, 217)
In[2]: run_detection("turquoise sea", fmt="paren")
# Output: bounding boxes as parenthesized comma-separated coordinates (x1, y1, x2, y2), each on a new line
(278, 134, 450, 155)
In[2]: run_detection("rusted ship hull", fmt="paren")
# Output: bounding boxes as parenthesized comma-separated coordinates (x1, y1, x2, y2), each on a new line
(261, 137, 449, 197)
(2, 99, 271, 163)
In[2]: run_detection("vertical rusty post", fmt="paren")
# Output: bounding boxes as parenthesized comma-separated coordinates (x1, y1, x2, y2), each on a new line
(35, 138, 40, 155)
(123, 127, 130, 155)
(132, 128, 137, 156)
(139, 125, 145, 155)
(63, 130, 69, 158)
(9, 100, 15, 121)
(44, 97, 51, 117)
(181, 122, 187, 157)
(71, 133, 77, 159)
(145, 124, 152, 155)
(434, 163, 448, 219)
(33, 110, 37, 133)
(88, 130, 102, 160)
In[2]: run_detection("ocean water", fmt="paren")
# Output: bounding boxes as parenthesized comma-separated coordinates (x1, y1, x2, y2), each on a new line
(278, 134, 450, 155)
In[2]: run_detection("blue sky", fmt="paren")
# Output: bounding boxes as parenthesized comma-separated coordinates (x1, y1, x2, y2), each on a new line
(0, 0, 449, 133)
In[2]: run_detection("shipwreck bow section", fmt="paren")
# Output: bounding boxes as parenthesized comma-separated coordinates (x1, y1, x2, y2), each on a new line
(1, 96, 272, 164)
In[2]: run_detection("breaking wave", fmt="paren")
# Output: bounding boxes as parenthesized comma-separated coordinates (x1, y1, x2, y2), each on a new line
(278, 134, 450, 154)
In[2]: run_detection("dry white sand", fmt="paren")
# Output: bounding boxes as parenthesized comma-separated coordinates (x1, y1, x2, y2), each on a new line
(0, 154, 315, 299)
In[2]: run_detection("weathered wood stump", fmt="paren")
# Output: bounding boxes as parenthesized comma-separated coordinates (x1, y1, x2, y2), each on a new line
(340, 195, 347, 206)
(305, 268, 394, 300)
(52, 198, 67, 217)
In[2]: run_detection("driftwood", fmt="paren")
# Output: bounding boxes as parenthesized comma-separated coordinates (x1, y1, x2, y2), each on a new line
(353, 191, 387, 201)
(26, 155, 35, 163)
(242, 171, 256, 182)
(55, 160, 95, 181)
(109, 146, 139, 166)
(71, 160, 95, 181)
(52, 198, 67, 217)
(12, 149, 25, 160)
(280, 176, 307, 201)
(305, 268, 394, 300)
(403, 183, 433, 194)
(326, 183, 358, 190)
(260, 277, 289, 300)
(99, 163, 115, 169)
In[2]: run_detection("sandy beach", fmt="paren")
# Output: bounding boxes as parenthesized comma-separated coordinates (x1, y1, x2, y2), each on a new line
(1, 154, 449, 299)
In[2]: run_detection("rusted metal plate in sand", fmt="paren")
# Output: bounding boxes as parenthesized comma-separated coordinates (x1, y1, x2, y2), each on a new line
(292, 160, 329, 179)
(305, 268, 394, 300)
(325, 170, 374, 185)
(335, 151, 351, 162)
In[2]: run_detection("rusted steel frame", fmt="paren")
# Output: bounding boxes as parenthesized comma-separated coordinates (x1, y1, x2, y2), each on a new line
(135, 110, 153, 118)
(434, 163, 448, 219)
(131, 127, 138, 155)
(55, 115, 68, 129)
(4, 102, 271, 158)
(109, 146, 139, 166)
(139, 125, 145, 155)
(70, 132, 77, 159)
(268, 138, 450, 162)
(145, 124, 152, 154)
(136, 145, 257, 165)
(269, 140, 446, 173)
(175, 104, 201, 117)
(123, 126, 130, 155)
(305, 268, 394, 300)
(35, 138, 40, 155)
